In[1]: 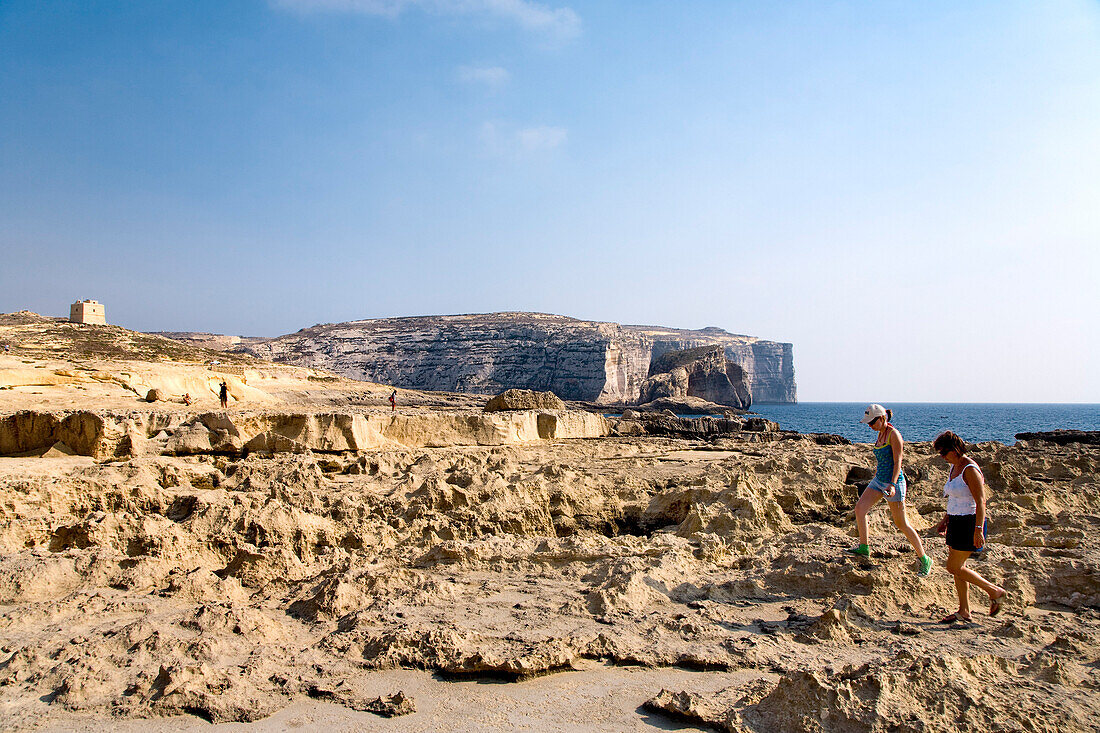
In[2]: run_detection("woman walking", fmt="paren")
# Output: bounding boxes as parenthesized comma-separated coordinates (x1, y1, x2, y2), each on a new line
(847, 404, 933, 577)
(933, 431, 1006, 622)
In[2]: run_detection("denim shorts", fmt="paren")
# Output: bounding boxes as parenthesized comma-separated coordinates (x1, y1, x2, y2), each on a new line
(868, 474, 906, 503)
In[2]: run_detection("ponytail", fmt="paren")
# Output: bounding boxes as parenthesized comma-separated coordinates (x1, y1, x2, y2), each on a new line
(885, 408, 893, 423)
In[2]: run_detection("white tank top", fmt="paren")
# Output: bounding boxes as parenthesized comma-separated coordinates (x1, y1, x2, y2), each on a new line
(944, 461, 981, 515)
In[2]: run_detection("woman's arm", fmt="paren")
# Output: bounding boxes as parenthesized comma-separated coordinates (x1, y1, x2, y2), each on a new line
(888, 428, 904, 486)
(964, 464, 986, 548)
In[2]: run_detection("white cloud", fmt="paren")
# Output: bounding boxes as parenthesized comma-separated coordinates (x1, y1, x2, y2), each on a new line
(273, 0, 580, 38)
(480, 121, 567, 157)
(515, 125, 567, 151)
(474, 0, 579, 37)
(457, 65, 510, 86)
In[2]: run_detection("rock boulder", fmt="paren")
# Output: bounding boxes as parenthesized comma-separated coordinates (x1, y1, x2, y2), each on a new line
(484, 389, 566, 412)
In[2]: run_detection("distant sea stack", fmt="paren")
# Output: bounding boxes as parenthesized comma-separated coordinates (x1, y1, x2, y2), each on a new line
(225, 313, 796, 405)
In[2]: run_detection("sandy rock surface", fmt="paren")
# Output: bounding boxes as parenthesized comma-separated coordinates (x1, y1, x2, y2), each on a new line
(1, 431, 1098, 731)
(1, 315, 1097, 731)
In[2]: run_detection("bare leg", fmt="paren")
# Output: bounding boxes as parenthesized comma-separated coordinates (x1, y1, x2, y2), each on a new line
(954, 561, 1004, 597)
(854, 488, 882, 545)
(946, 549, 1005, 616)
(946, 549, 973, 616)
(888, 501, 926, 557)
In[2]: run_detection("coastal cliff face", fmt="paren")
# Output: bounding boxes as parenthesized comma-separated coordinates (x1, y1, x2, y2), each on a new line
(631, 326, 796, 403)
(234, 313, 796, 404)
(638, 345, 751, 409)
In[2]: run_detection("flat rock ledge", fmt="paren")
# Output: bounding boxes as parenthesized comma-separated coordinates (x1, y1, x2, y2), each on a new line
(0, 408, 610, 459)
(1015, 430, 1100, 446)
(611, 412, 779, 440)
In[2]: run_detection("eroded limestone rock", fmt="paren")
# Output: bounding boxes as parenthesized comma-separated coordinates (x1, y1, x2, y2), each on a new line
(0, 428, 1096, 730)
(484, 389, 566, 412)
(0, 408, 610, 458)
(639, 345, 752, 409)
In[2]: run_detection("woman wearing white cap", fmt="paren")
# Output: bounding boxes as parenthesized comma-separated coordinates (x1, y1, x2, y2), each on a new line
(848, 404, 933, 576)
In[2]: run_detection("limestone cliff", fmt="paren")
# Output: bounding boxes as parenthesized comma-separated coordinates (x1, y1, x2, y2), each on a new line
(231, 313, 796, 404)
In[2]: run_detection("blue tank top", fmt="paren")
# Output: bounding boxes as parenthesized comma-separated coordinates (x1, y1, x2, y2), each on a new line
(873, 428, 904, 483)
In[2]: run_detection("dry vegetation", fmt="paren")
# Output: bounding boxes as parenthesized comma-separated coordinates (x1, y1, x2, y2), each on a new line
(0, 312, 256, 365)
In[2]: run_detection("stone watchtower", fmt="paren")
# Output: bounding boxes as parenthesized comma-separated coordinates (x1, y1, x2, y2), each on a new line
(70, 299, 106, 325)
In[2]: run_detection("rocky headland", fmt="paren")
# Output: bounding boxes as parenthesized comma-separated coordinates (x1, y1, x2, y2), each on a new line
(163, 312, 797, 406)
(1, 313, 1097, 732)
(639, 345, 752, 409)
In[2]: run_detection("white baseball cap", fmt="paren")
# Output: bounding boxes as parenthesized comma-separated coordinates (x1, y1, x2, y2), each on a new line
(861, 404, 887, 424)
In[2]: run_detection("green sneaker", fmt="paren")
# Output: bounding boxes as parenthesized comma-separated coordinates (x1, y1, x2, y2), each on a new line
(918, 555, 933, 577)
(846, 544, 870, 558)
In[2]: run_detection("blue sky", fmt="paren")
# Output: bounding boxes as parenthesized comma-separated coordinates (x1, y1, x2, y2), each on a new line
(2, 1, 1098, 401)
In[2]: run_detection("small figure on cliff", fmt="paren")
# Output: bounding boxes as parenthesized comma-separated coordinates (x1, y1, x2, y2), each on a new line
(847, 404, 933, 576)
(933, 431, 1006, 622)
(389, 389, 397, 413)
(219, 381, 229, 409)
(182, 393, 192, 406)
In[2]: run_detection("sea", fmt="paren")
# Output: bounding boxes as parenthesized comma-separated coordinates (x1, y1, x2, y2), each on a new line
(747, 402, 1100, 445)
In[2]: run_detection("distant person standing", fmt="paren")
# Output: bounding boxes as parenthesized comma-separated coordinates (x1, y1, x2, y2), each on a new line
(847, 404, 934, 577)
(933, 431, 1006, 622)
(219, 381, 229, 409)
(389, 389, 397, 412)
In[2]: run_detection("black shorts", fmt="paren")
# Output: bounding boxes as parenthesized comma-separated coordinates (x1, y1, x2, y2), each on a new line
(946, 514, 988, 553)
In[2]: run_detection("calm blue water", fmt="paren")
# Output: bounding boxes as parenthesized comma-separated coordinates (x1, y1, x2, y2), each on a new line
(748, 402, 1100, 444)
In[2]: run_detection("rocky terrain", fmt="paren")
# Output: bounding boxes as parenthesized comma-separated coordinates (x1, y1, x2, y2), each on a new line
(163, 313, 797, 405)
(2, 313, 1098, 732)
